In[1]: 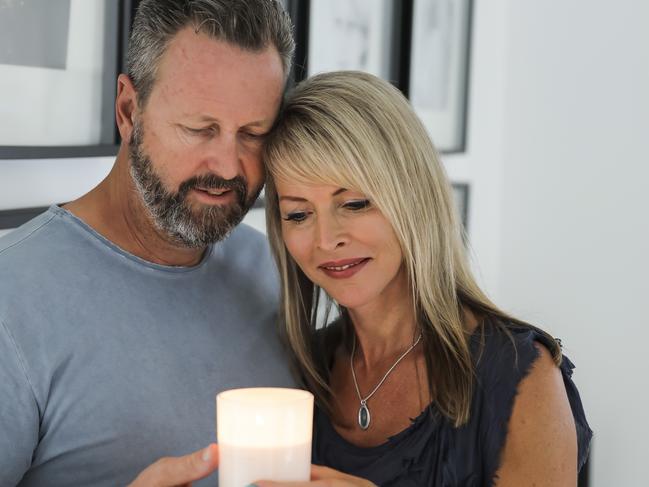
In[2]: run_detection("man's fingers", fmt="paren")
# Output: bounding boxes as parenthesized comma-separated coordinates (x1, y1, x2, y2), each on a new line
(128, 443, 219, 487)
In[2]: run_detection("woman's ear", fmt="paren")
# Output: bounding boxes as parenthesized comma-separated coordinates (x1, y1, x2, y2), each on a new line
(115, 73, 138, 143)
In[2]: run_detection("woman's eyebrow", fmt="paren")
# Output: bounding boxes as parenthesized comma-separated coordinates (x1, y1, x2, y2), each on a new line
(278, 188, 348, 203)
(278, 195, 307, 202)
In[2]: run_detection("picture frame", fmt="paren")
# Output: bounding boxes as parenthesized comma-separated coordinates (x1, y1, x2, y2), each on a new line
(306, 0, 398, 82)
(409, 0, 472, 153)
(0, 0, 136, 160)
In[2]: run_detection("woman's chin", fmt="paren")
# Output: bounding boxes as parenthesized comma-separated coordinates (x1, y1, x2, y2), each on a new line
(326, 292, 372, 312)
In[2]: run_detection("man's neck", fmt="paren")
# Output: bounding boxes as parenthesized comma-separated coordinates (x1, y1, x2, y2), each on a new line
(64, 151, 207, 267)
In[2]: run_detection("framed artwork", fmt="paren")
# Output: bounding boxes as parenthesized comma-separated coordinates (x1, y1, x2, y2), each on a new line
(307, 0, 396, 81)
(409, 0, 472, 153)
(0, 0, 131, 159)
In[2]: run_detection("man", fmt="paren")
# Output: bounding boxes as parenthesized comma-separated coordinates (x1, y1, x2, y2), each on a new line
(0, 1, 295, 485)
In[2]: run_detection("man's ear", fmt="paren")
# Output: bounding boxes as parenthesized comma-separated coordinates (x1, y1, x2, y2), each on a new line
(116, 73, 139, 143)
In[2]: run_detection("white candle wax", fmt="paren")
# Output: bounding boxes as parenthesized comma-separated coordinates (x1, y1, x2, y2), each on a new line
(217, 388, 314, 487)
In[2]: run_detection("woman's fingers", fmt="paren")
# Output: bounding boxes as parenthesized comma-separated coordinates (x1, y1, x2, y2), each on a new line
(252, 465, 376, 487)
(253, 482, 327, 487)
(311, 465, 376, 486)
(127, 443, 219, 487)
(310, 465, 357, 480)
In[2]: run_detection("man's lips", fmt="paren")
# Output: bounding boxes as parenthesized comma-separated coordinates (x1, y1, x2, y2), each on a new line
(191, 187, 235, 204)
(318, 258, 371, 279)
(195, 186, 231, 196)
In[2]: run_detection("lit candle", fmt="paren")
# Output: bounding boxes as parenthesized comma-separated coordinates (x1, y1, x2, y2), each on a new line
(217, 388, 314, 486)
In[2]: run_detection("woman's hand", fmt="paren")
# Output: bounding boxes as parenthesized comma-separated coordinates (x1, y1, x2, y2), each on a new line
(253, 465, 376, 487)
(126, 447, 374, 487)
(127, 443, 219, 487)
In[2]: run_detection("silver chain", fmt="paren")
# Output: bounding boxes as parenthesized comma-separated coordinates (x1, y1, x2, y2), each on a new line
(350, 332, 423, 404)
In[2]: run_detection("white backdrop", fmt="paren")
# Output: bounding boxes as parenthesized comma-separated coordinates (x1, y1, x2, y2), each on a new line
(495, 2, 649, 485)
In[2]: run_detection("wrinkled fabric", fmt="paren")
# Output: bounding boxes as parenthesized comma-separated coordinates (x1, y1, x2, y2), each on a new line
(312, 320, 592, 486)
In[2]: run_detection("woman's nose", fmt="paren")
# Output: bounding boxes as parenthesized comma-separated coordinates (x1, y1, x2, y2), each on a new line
(316, 214, 348, 251)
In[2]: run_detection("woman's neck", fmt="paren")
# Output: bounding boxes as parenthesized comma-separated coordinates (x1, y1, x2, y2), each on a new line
(347, 293, 419, 369)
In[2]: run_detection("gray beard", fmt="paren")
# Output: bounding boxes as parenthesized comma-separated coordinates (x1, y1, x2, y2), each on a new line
(128, 120, 262, 247)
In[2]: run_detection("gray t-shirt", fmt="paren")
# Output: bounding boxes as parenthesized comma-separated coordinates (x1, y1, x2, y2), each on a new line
(0, 206, 295, 486)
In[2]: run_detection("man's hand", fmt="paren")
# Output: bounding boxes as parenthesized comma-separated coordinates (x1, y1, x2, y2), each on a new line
(127, 443, 219, 487)
(253, 465, 376, 487)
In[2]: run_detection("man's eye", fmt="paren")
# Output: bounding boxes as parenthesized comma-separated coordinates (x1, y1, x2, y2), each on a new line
(242, 131, 266, 140)
(282, 211, 309, 223)
(343, 199, 371, 211)
(184, 126, 213, 136)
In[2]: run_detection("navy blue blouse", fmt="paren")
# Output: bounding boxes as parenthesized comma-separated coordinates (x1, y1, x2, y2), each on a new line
(312, 321, 592, 486)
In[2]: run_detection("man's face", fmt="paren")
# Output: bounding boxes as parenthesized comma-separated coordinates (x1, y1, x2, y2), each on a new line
(128, 27, 285, 247)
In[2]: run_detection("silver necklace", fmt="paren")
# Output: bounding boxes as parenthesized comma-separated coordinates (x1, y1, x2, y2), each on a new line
(350, 332, 423, 430)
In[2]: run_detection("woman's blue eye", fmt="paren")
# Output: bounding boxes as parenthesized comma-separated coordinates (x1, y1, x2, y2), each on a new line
(343, 199, 371, 211)
(283, 212, 309, 223)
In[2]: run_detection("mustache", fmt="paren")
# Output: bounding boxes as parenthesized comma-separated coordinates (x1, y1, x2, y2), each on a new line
(178, 174, 248, 207)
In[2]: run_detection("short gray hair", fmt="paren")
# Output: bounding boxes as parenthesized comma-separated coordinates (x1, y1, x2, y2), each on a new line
(127, 0, 295, 107)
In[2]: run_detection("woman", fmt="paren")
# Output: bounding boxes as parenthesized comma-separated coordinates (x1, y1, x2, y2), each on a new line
(131, 71, 591, 486)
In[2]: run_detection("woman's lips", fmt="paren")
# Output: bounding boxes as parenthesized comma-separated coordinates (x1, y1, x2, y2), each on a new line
(318, 258, 371, 279)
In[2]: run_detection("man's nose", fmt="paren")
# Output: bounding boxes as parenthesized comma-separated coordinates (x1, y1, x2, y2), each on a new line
(205, 133, 240, 180)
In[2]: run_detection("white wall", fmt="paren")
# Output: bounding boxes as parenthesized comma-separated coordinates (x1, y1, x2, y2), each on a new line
(494, 1, 649, 485)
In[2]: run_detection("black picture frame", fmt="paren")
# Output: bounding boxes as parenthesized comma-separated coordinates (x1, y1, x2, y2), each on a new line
(0, 0, 137, 160)
(288, 0, 413, 95)
(408, 0, 473, 154)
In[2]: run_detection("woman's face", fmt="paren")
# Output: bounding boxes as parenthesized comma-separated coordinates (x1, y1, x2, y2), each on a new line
(275, 178, 408, 311)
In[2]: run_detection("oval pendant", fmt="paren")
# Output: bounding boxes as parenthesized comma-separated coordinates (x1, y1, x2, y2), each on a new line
(358, 402, 371, 430)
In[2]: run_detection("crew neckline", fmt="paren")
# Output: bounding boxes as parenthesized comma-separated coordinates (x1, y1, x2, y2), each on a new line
(49, 205, 215, 273)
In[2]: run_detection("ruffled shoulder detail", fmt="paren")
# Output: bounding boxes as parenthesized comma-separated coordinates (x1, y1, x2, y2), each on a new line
(557, 353, 593, 470)
(470, 320, 593, 485)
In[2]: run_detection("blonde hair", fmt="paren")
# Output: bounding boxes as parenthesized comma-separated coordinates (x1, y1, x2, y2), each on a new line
(263, 71, 559, 426)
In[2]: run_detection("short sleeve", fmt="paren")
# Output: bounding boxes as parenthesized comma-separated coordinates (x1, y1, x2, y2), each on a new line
(557, 353, 593, 470)
(0, 318, 40, 485)
(471, 323, 592, 484)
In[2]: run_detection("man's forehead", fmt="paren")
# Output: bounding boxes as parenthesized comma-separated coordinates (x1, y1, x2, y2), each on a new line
(160, 26, 283, 79)
(145, 27, 284, 124)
